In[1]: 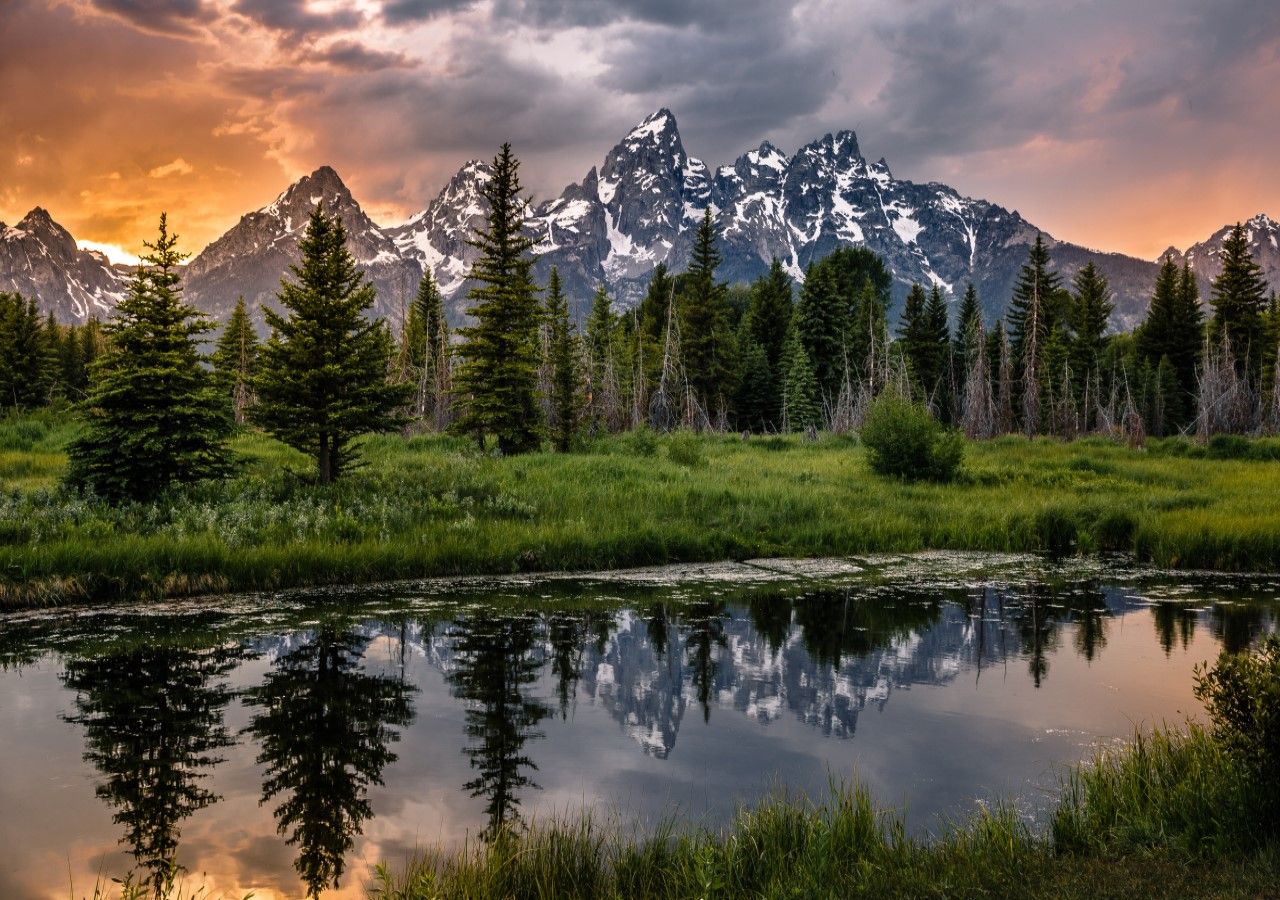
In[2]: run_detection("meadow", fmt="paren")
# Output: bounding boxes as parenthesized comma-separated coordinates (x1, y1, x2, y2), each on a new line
(4, 409, 1280, 608)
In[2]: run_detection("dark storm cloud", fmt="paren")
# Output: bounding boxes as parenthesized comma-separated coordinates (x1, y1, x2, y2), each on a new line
(381, 0, 476, 25)
(87, 0, 215, 36)
(230, 0, 364, 38)
(310, 40, 417, 73)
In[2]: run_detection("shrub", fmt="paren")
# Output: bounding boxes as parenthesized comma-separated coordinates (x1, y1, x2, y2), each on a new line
(1194, 636, 1280, 830)
(1205, 434, 1251, 460)
(860, 394, 963, 482)
(666, 431, 707, 468)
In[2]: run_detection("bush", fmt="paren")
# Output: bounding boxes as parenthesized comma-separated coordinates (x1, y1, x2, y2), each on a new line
(665, 431, 707, 468)
(1205, 434, 1251, 460)
(1194, 636, 1280, 829)
(860, 394, 963, 482)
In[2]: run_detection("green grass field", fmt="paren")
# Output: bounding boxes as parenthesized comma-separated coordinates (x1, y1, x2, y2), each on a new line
(5, 410, 1280, 607)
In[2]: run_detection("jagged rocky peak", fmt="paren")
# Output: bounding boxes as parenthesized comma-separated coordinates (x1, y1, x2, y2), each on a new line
(12, 207, 78, 252)
(0, 207, 125, 320)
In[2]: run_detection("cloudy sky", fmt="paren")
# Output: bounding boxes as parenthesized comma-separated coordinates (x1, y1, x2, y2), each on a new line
(3, 0, 1279, 263)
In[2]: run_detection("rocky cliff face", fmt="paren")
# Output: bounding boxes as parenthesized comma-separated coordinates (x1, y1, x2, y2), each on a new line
(0, 208, 127, 320)
(10, 112, 1280, 330)
(183, 165, 421, 329)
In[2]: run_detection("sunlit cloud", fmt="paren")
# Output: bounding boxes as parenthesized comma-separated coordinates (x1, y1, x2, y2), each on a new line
(2, 0, 1279, 260)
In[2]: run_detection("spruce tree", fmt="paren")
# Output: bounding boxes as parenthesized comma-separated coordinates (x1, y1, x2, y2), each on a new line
(0, 292, 54, 408)
(850, 276, 888, 377)
(780, 325, 821, 432)
(680, 208, 734, 410)
(545, 267, 578, 452)
(898, 284, 932, 395)
(734, 325, 773, 432)
(66, 214, 230, 501)
(795, 258, 849, 400)
(404, 270, 447, 371)
(1008, 234, 1063, 362)
(1069, 262, 1113, 390)
(252, 206, 409, 483)
(1210, 222, 1268, 374)
(1136, 258, 1180, 365)
(744, 260, 792, 427)
(211, 297, 258, 424)
(453, 144, 543, 453)
(953, 283, 983, 363)
(923, 285, 951, 410)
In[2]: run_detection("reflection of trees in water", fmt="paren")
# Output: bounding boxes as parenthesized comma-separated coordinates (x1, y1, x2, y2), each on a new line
(1012, 583, 1110, 687)
(1152, 602, 1199, 655)
(1210, 602, 1272, 655)
(61, 640, 241, 892)
(243, 625, 415, 898)
(792, 588, 941, 668)
(682, 600, 728, 723)
(448, 612, 552, 840)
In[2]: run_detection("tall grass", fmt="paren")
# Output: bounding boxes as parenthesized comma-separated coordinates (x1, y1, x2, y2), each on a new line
(5, 418, 1280, 607)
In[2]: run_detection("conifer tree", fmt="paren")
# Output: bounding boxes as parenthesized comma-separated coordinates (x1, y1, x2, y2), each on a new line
(734, 325, 773, 432)
(403, 270, 447, 371)
(680, 208, 734, 409)
(0, 292, 54, 408)
(850, 276, 888, 378)
(744, 260, 792, 427)
(453, 143, 543, 454)
(57, 320, 88, 399)
(211, 297, 258, 424)
(1069, 262, 1113, 392)
(545, 267, 578, 452)
(953, 283, 982, 363)
(898, 283, 935, 396)
(1008, 234, 1063, 363)
(795, 258, 849, 400)
(1136, 258, 1181, 365)
(66, 215, 230, 500)
(253, 206, 409, 483)
(780, 325, 821, 432)
(1210, 222, 1268, 375)
(923, 285, 951, 411)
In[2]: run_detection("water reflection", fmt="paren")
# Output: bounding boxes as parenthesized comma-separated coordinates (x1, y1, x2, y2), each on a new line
(1, 560, 1278, 898)
(60, 634, 242, 891)
(243, 623, 416, 896)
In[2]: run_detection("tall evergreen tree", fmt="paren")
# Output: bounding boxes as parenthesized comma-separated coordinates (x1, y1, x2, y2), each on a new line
(680, 208, 734, 410)
(0, 292, 54, 408)
(253, 206, 408, 482)
(1210, 222, 1268, 374)
(211, 297, 258, 424)
(850, 276, 888, 376)
(1008, 234, 1064, 362)
(403, 270, 447, 371)
(1069, 262, 1113, 389)
(746, 259, 793, 372)
(1137, 257, 1202, 428)
(545, 267, 578, 452)
(953, 283, 983, 363)
(733, 326, 773, 432)
(66, 215, 230, 501)
(795, 258, 849, 399)
(453, 144, 543, 453)
(922, 285, 951, 410)
(780, 325, 821, 432)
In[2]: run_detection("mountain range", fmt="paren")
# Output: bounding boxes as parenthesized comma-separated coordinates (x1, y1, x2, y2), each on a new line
(4, 109, 1278, 331)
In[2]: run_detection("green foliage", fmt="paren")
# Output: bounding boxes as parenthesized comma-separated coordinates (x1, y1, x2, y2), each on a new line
(665, 430, 707, 468)
(1210, 223, 1269, 374)
(65, 215, 231, 502)
(454, 143, 544, 454)
(861, 393, 963, 481)
(795, 259, 849, 400)
(252, 205, 409, 483)
(403, 270, 448, 372)
(1194, 636, 1280, 828)
(679, 209, 734, 409)
(0, 291, 57, 408)
(1068, 262, 1113, 384)
(545, 267, 579, 452)
(780, 326, 821, 431)
(211, 297, 258, 423)
(953, 283, 983, 363)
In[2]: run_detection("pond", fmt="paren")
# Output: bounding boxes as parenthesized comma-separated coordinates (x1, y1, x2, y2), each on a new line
(1, 553, 1277, 899)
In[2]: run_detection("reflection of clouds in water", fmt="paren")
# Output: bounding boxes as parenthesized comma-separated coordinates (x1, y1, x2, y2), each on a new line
(2, 559, 1279, 896)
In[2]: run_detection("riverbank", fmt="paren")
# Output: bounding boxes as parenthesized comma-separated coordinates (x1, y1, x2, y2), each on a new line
(5, 411, 1280, 608)
(368, 724, 1279, 899)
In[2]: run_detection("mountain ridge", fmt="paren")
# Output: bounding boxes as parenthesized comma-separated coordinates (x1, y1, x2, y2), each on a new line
(4, 110, 1277, 330)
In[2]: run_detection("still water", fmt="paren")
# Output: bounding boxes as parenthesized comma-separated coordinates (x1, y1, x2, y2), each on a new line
(1, 553, 1277, 899)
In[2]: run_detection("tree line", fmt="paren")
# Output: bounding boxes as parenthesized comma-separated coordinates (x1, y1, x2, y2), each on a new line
(2, 142, 1278, 501)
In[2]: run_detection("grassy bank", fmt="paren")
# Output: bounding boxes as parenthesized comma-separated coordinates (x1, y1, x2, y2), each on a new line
(5, 410, 1280, 607)
(368, 724, 1278, 899)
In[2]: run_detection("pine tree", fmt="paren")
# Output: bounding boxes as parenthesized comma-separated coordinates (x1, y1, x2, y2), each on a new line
(252, 205, 409, 483)
(1137, 257, 1202, 430)
(0, 292, 55, 408)
(58, 319, 88, 399)
(1136, 258, 1181, 365)
(780, 325, 821, 432)
(66, 214, 230, 501)
(898, 283, 933, 396)
(923, 285, 951, 413)
(545, 268, 578, 452)
(403, 270, 447, 372)
(680, 208, 734, 409)
(453, 143, 543, 454)
(850, 276, 888, 379)
(1210, 222, 1268, 375)
(1008, 234, 1063, 363)
(734, 326, 773, 432)
(795, 258, 849, 400)
(1069, 262, 1113, 393)
(744, 260, 793, 428)
(953, 283, 983, 363)
(211, 297, 258, 424)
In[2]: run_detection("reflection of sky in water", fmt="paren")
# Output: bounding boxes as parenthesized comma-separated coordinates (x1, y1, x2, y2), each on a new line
(0, 554, 1276, 899)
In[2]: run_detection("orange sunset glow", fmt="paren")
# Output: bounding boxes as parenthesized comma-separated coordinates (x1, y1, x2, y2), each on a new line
(4, 0, 1280, 263)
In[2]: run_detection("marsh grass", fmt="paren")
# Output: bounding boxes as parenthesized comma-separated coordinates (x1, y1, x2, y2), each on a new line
(6, 414, 1280, 607)
(369, 758, 1279, 900)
